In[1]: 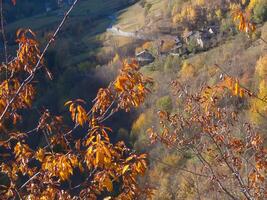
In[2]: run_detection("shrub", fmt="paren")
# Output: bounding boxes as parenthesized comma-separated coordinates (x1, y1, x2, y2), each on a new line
(156, 96, 173, 112)
(251, 0, 267, 23)
(164, 55, 181, 73)
(187, 37, 198, 53)
(250, 55, 267, 125)
(179, 61, 196, 79)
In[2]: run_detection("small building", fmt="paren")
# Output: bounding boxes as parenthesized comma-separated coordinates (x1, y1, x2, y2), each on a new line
(183, 31, 194, 44)
(183, 29, 216, 49)
(136, 50, 155, 66)
(174, 36, 181, 45)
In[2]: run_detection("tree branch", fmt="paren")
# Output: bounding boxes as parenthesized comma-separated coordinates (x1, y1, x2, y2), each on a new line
(214, 63, 267, 105)
(0, 0, 79, 122)
(0, 0, 8, 63)
(192, 148, 238, 200)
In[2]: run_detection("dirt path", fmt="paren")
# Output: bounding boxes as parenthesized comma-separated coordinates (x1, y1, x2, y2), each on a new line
(107, 26, 154, 40)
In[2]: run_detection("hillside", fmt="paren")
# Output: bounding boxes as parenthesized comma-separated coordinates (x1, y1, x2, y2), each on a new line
(1, 0, 267, 199)
(2, 0, 138, 112)
(103, 0, 267, 199)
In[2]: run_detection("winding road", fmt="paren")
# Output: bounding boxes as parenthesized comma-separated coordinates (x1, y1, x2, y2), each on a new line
(107, 26, 154, 40)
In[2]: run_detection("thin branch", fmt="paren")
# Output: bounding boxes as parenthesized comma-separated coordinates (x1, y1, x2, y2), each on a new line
(98, 99, 115, 122)
(260, 37, 267, 44)
(0, 0, 79, 122)
(43, 130, 54, 153)
(207, 132, 254, 200)
(14, 187, 22, 200)
(19, 172, 40, 191)
(192, 148, 238, 200)
(0, 0, 7, 63)
(151, 157, 209, 178)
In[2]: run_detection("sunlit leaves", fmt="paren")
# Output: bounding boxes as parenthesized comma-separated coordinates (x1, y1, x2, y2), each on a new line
(92, 88, 114, 115)
(15, 29, 41, 73)
(151, 79, 267, 199)
(85, 133, 113, 169)
(0, 28, 152, 199)
(65, 99, 88, 126)
(113, 60, 153, 111)
(14, 142, 32, 158)
(42, 154, 80, 181)
(35, 148, 45, 162)
(13, 142, 34, 175)
(95, 172, 114, 192)
(218, 76, 251, 98)
(0, 29, 42, 126)
(232, 10, 256, 33)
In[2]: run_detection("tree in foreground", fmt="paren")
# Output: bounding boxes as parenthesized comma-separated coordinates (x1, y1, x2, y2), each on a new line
(0, 1, 153, 199)
(147, 9, 267, 200)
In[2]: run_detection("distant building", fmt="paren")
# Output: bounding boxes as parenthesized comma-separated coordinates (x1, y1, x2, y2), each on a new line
(183, 31, 194, 44)
(182, 27, 218, 49)
(136, 49, 155, 66)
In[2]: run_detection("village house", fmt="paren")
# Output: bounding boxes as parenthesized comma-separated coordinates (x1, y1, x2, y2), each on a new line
(182, 26, 219, 50)
(135, 49, 155, 66)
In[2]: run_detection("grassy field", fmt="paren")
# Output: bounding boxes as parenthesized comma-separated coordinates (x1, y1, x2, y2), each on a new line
(114, 0, 166, 31)
(7, 0, 129, 32)
(6, 0, 136, 68)
(6, 0, 167, 67)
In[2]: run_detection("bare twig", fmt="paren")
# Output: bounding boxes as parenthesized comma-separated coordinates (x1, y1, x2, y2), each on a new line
(19, 172, 40, 191)
(14, 187, 22, 200)
(151, 157, 209, 178)
(207, 132, 254, 200)
(192, 148, 238, 200)
(260, 37, 267, 44)
(0, 0, 7, 63)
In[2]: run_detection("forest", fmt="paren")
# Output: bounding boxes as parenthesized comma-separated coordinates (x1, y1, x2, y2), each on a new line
(0, 0, 267, 199)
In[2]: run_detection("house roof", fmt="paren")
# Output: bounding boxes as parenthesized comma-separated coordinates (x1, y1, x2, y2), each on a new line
(183, 31, 193, 38)
(136, 50, 149, 56)
(136, 50, 155, 61)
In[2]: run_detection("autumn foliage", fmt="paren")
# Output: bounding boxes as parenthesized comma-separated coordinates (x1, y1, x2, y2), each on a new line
(0, 25, 153, 199)
(0, 0, 267, 199)
(147, 75, 267, 199)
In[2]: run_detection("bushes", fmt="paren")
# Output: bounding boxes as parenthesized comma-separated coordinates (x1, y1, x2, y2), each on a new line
(156, 96, 173, 112)
(130, 111, 153, 151)
(249, 0, 267, 23)
(250, 55, 267, 126)
(253, 0, 267, 23)
(163, 55, 181, 73)
(187, 37, 199, 53)
(179, 61, 196, 79)
(255, 55, 267, 78)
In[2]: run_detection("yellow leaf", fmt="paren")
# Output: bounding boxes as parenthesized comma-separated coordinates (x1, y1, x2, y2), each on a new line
(103, 176, 113, 192)
(95, 151, 100, 166)
(35, 148, 45, 162)
(239, 88, 244, 98)
(122, 165, 130, 174)
(114, 76, 128, 91)
(234, 81, 239, 96)
(64, 100, 73, 106)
